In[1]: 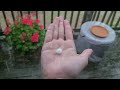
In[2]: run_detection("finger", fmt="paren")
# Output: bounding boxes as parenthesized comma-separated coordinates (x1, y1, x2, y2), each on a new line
(64, 20, 73, 40)
(53, 17, 59, 39)
(44, 24, 54, 43)
(59, 16, 64, 39)
(80, 49, 93, 58)
(76, 49, 93, 71)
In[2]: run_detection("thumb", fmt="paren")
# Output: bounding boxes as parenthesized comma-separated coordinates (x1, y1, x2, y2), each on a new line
(67, 49, 93, 75)
(75, 49, 93, 71)
(80, 49, 93, 58)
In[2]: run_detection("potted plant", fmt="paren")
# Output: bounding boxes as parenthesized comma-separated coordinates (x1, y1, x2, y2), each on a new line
(3, 13, 46, 64)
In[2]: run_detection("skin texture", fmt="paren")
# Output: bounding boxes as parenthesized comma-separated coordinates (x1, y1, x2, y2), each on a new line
(41, 16, 93, 79)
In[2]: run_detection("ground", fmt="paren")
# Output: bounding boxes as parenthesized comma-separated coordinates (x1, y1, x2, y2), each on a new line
(0, 31, 120, 79)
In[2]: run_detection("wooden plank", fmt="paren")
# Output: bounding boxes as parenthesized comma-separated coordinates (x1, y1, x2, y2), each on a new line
(2, 11, 8, 27)
(110, 11, 117, 26)
(75, 11, 80, 28)
(101, 11, 107, 22)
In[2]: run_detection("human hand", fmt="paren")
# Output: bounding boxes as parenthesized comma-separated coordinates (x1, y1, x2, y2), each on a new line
(41, 16, 93, 79)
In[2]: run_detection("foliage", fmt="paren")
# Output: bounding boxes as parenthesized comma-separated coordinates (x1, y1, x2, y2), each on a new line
(3, 13, 46, 54)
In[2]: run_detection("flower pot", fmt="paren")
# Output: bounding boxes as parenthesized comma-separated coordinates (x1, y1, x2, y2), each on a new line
(76, 21, 116, 63)
(12, 47, 42, 66)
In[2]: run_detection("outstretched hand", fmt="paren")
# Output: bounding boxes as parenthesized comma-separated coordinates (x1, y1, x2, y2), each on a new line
(41, 16, 93, 79)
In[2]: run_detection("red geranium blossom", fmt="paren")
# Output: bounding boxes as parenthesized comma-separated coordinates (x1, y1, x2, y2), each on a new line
(34, 19, 40, 24)
(4, 31, 9, 35)
(30, 32, 39, 42)
(24, 14, 31, 19)
(6, 18, 11, 25)
(14, 20, 18, 25)
(6, 27, 12, 32)
(3, 27, 12, 35)
(22, 32, 27, 36)
(21, 18, 33, 25)
(39, 24, 44, 29)
(19, 34, 24, 40)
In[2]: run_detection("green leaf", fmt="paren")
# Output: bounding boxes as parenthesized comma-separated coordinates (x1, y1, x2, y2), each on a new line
(29, 46, 33, 49)
(36, 43, 41, 48)
(12, 30, 16, 34)
(16, 44, 22, 49)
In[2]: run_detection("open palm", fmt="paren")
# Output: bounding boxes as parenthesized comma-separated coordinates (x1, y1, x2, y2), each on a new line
(41, 16, 93, 79)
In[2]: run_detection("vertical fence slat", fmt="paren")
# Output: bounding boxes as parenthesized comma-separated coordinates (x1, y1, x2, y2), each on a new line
(11, 11, 15, 21)
(64, 11, 67, 19)
(82, 11, 94, 24)
(81, 11, 87, 24)
(70, 11, 74, 25)
(96, 11, 100, 21)
(110, 11, 117, 26)
(2, 11, 8, 27)
(51, 11, 53, 23)
(20, 11, 23, 17)
(101, 11, 107, 22)
(75, 11, 80, 28)
(43, 11, 46, 29)
(58, 11, 60, 17)
(115, 17, 120, 27)
(106, 11, 114, 24)
(92, 11, 97, 21)
(36, 11, 38, 19)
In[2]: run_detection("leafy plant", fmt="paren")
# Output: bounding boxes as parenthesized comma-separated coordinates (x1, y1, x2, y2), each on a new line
(3, 13, 46, 54)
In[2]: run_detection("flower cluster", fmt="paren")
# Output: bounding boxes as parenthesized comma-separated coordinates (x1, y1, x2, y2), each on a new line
(3, 12, 46, 53)
(30, 32, 39, 42)
(4, 27, 12, 35)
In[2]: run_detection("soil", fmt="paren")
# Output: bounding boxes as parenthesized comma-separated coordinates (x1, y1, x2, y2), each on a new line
(90, 26, 109, 38)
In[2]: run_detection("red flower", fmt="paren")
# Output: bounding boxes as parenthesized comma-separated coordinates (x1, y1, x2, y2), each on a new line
(21, 18, 28, 24)
(34, 19, 40, 24)
(6, 18, 9, 21)
(39, 24, 44, 29)
(3, 27, 12, 35)
(4, 31, 9, 35)
(6, 18, 11, 25)
(21, 18, 27, 24)
(5, 27, 12, 32)
(14, 20, 18, 25)
(23, 14, 31, 19)
(28, 14, 31, 19)
(8, 22, 11, 25)
(22, 32, 27, 36)
(21, 18, 33, 25)
(30, 32, 39, 42)
(19, 34, 24, 40)
(27, 19, 33, 25)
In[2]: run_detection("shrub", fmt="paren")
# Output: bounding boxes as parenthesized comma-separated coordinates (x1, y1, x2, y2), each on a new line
(3, 13, 46, 54)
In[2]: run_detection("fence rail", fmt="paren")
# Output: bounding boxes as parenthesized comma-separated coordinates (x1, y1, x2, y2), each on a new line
(0, 11, 120, 31)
